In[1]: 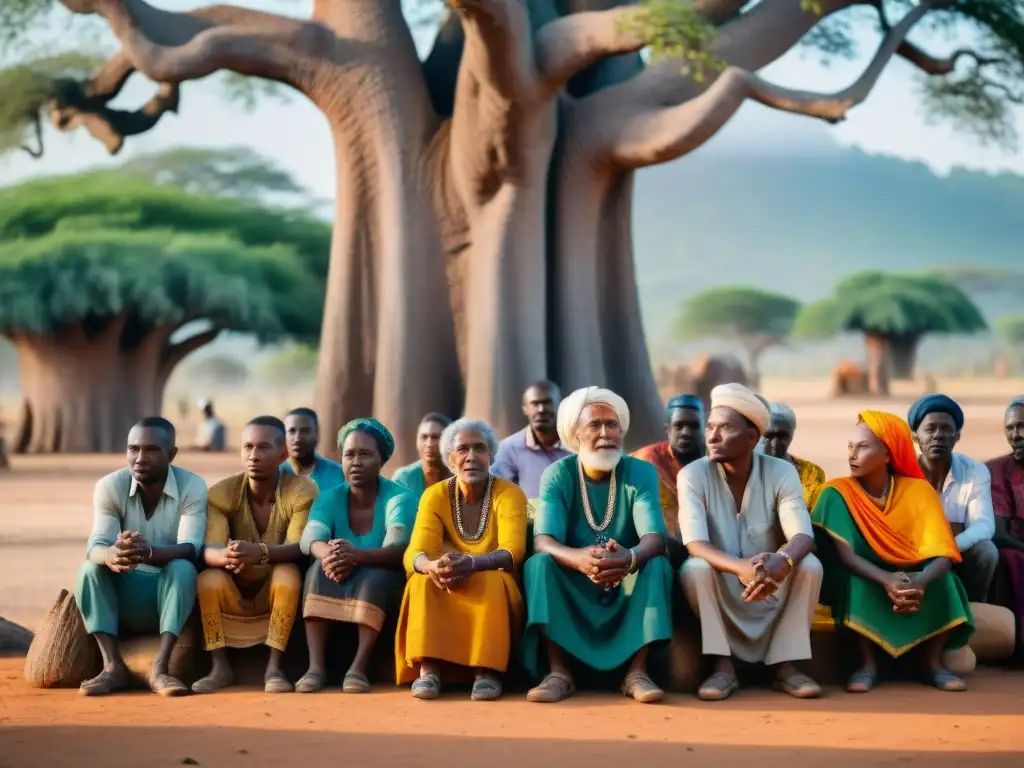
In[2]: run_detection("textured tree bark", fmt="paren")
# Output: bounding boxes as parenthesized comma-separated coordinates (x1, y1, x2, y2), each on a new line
(863, 332, 892, 397)
(887, 333, 920, 381)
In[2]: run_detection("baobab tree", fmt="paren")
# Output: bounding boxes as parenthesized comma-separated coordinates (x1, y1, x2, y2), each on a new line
(3, 0, 1022, 463)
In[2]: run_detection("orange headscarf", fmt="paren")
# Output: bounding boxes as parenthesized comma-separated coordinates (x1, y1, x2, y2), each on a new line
(825, 410, 961, 566)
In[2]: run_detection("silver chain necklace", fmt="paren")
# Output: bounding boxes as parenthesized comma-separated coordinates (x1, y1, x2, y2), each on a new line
(577, 457, 616, 540)
(449, 475, 493, 542)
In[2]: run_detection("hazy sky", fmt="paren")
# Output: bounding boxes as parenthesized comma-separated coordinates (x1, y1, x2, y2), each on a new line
(2, 0, 1022, 193)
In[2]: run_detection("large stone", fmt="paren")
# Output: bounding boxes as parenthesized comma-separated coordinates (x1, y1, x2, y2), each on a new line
(942, 644, 977, 676)
(968, 602, 1016, 662)
(23, 589, 99, 688)
(0, 617, 33, 656)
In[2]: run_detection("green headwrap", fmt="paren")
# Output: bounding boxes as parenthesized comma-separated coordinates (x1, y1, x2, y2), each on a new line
(337, 418, 395, 464)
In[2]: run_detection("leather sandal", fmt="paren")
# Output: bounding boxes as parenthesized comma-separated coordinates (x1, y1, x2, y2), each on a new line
(697, 671, 739, 701)
(526, 672, 575, 703)
(411, 672, 441, 700)
(621, 671, 664, 703)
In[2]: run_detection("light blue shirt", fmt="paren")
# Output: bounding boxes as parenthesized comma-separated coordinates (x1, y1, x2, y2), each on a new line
(280, 454, 345, 492)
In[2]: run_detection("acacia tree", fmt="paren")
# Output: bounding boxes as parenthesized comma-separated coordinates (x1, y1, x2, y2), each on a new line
(674, 286, 800, 387)
(0, 171, 326, 452)
(792, 271, 987, 395)
(4, 0, 1023, 462)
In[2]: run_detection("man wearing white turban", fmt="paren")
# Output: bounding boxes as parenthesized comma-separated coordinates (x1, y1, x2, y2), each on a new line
(522, 387, 674, 704)
(677, 383, 823, 701)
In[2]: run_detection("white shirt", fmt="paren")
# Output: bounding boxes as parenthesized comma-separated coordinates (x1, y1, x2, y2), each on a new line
(86, 466, 208, 573)
(937, 452, 995, 552)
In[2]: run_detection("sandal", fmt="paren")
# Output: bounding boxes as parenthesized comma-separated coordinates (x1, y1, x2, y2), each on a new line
(295, 670, 327, 694)
(411, 672, 441, 700)
(526, 672, 576, 703)
(774, 671, 821, 699)
(80, 668, 131, 697)
(264, 672, 294, 694)
(343, 671, 371, 694)
(191, 668, 234, 694)
(471, 674, 503, 702)
(929, 668, 967, 692)
(149, 672, 188, 697)
(697, 671, 739, 701)
(621, 671, 664, 704)
(846, 667, 877, 694)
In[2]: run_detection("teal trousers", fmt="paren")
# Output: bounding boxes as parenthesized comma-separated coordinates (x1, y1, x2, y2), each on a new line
(75, 560, 197, 637)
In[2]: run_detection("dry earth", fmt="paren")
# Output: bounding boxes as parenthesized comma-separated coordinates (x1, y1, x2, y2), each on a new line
(1, 381, 1023, 766)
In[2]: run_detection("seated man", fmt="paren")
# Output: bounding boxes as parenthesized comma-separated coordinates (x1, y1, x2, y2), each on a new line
(631, 393, 705, 565)
(678, 384, 822, 701)
(280, 407, 345, 491)
(76, 417, 206, 696)
(761, 402, 826, 510)
(523, 387, 674, 704)
(391, 412, 453, 500)
(988, 396, 1024, 646)
(909, 394, 998, 603)
(193, 398, 226, 452)
(192, 416, 317, 694)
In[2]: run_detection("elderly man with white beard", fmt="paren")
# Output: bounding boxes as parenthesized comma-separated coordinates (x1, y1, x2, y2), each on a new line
(522, 387, 674, 704)
(678, 383, 823, 702)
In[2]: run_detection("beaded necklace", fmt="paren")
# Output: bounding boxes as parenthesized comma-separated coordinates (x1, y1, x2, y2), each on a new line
(449, 475, 493, 542)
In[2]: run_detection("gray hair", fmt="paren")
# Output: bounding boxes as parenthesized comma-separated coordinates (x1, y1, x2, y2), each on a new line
(440, 418, 499, 471)
(769, 402, 797, 430)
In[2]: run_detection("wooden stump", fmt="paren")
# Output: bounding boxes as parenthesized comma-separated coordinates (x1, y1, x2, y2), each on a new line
(0, 617, 33, 657)
(23, 589, 99, 688)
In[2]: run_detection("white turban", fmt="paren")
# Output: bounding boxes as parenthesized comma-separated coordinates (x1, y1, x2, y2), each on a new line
(557, 386, 631, 453)
(710, 383, 771, 435)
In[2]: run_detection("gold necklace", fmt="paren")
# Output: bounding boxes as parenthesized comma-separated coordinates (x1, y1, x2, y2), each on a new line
(449, 476, 493, 542)
(865, 476, 894, 508)
(577, 457, 616, 539)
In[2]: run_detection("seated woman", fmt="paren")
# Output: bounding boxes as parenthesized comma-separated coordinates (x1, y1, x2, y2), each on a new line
(296, 419, 417, 694)
(812, 410, 974, 693)
(394, 418, 527, 701)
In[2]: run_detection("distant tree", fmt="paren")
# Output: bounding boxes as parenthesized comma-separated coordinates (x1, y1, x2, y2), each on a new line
(258, 344, 319, 390)
(186, 353, 251, 389)
(0, 171, 329, 453)
(793, 271, 987, 395)
(115, 146, 311, 202)
(995, 315, 1024, 369)
(674, 286, 800, 386)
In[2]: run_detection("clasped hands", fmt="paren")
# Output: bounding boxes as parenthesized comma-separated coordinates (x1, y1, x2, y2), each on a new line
(105, 530, 151, 572)
(222, 540, 265, 574)
(423, 551, 477, 591)
(884, 571, 925, 614)
(321, 539, 362, 583)
(739, 552, 792, 603)
(575, 539, 634, 588)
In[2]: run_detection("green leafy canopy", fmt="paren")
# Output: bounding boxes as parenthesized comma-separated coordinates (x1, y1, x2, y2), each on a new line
(675, 286, 801, 341)
(0, 170, 330, 342)
(792, 270, 988, 340)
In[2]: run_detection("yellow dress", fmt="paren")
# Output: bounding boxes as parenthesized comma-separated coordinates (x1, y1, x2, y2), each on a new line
(198, 471, 316, 651)
(394, 476, 527, 682)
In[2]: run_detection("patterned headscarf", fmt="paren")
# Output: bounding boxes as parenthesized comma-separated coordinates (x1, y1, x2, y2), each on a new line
(337, 418, 395, 465)
(858, 410, 924, 479)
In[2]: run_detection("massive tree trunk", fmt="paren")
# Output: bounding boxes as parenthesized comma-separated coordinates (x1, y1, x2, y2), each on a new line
(887, 333, 921, 381)
(863, 332, 891, 397)
(10, 318, 220, 454)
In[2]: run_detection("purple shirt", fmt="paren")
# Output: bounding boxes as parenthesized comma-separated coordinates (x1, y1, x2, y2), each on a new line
(492, 427, 572, 499)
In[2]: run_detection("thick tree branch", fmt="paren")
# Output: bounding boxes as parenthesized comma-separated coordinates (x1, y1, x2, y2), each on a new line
(57, 0, 327, 90)
(49, 81, 179, 154)
(534, 8, 648, 99)
(160, 326, 221, 376)
(454, 0, 536, 101)
(609, 1, 939, 169)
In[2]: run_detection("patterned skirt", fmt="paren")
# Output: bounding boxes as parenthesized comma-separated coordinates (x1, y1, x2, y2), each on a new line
(302, 561, 405, 632)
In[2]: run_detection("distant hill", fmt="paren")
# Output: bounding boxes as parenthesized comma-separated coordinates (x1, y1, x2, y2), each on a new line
(633, 121, 1024, 366)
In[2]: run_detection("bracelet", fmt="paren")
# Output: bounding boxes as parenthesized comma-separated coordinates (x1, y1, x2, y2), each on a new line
(413, 554, 429, 574)
(628, 548, 638, 574)
(146, 545, 153, 561)
(776, 547, 795, 571)
(258, 542, 270, 566)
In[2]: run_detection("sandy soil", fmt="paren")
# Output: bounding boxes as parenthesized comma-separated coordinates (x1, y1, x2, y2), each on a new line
(1, 386, 1022, 766)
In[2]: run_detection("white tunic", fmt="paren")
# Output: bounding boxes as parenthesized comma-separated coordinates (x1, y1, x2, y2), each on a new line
(677, 454, 815, 662)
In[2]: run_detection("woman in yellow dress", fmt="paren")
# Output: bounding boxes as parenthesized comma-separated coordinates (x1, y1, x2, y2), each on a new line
(394, 418, 527, 700)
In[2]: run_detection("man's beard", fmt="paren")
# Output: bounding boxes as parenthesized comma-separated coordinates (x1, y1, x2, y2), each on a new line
(579, 446, 623, 473)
